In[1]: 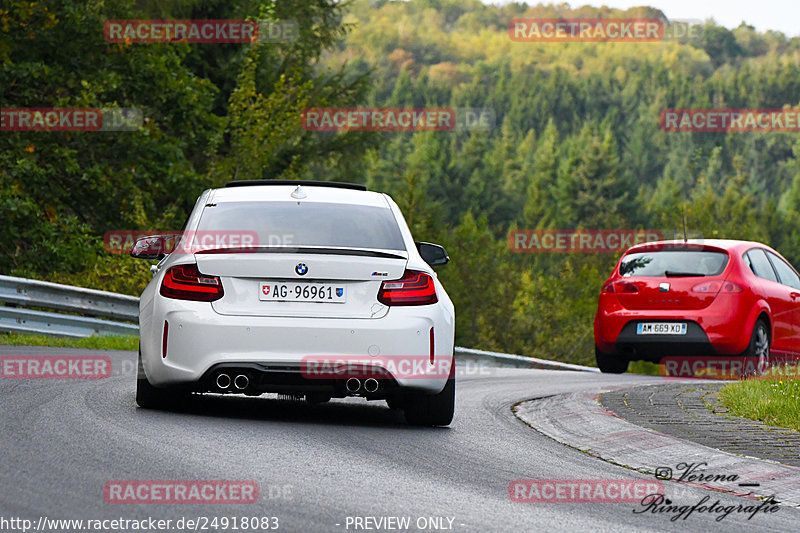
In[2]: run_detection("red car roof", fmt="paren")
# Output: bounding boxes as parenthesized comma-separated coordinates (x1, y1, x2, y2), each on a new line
(623, 239, 776, 256)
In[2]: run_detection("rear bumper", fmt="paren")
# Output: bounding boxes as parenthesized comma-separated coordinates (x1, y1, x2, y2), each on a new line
(594, 292, 755, 359)
(140, 299, 454, 394)
(195, 362, 416, 399)
(601, 321, 715, 360)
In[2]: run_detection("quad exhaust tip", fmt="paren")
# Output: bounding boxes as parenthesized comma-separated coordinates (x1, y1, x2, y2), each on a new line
(364, 378, 379, 393)
(216, 373, 231, 389)
(234, 374, 249, 390)
(345, 378, 361, 393)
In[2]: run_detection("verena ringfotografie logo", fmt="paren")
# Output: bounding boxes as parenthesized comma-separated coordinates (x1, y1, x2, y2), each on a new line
(103, 20, 298, 44)
(104, 481, 258, 504)
(1, 108, 142, 132)
(661, 108, 800, 133)
(301, 108, 495, 132)
(301, 355, 454, 380)
(106, 230, 267, 255)
(509, 230, 664, 253)
(638, 463, 781, 522)
(1, 356, 112, 379)
(509, 479, 663, 503)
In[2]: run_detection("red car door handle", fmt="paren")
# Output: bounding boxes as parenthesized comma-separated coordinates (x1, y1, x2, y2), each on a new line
(791, 292, 800, 300)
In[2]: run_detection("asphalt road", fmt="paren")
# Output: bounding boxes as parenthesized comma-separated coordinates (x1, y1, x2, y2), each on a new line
(1, 346, 798, 532)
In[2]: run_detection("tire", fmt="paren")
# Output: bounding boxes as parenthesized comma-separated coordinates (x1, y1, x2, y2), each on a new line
(136, 349, 185, 409)
(595, 347, 629, 374)
(740, 319, 771, 378)
(403, 363, 455, 426)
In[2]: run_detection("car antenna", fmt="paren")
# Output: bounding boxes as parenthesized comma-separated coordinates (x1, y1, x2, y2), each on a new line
(291, 184, 307, 199)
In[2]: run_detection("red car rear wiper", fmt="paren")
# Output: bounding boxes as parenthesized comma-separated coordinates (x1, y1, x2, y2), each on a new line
(664, 270, 707, 277)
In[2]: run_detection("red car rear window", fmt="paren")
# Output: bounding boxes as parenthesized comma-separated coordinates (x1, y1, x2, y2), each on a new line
(619, 250, 728, 277)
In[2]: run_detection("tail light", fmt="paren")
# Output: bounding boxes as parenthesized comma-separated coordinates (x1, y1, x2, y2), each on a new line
(160, 264, 224, 302)
(602, 280, 639, 294)
(692, 281, 742, 293)
(377, 270, 438, 306)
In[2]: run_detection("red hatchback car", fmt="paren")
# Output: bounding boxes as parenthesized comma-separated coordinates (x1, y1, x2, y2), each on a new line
(594, 239, 800, 374)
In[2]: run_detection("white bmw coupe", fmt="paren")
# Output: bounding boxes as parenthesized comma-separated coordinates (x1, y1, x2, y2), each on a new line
(132, 180, 455, 426)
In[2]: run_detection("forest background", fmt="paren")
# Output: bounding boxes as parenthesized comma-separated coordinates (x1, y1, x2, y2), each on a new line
(4, 0, 800, 364)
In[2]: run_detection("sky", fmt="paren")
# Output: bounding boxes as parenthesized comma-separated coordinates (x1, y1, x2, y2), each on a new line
(489, 1, 800, 37)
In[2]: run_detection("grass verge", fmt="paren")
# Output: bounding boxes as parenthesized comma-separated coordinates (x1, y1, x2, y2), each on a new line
(627, 360, 661, 376)
(0, 332, 138, 351)
(718, 374, 800, 432)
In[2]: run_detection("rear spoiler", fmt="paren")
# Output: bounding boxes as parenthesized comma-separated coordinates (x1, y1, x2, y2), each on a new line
(625, 242, 726, 254)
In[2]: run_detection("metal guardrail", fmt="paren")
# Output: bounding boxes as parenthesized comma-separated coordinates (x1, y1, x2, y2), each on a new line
(454, 347, 598, 372)
(0, 275, 139, 337)
(0, 275, 139, 320)
(0, 307, 139, 338)
(0, 275, 596, 372)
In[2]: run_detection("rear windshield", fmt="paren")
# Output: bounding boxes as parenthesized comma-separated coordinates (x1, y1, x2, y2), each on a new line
(619, 250, 728, 277)
(196, 201, 406, 251)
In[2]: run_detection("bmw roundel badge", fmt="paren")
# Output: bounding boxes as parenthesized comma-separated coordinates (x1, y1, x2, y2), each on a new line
(295, 263, 308, 276)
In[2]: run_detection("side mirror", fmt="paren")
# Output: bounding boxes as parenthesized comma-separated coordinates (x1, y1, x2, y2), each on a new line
(416, 242, 449, 267)
(130, 235, 167, 260)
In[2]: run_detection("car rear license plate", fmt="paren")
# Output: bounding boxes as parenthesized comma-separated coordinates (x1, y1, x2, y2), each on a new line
(637, 322, 687, 335)
(259, 282, 346, 303)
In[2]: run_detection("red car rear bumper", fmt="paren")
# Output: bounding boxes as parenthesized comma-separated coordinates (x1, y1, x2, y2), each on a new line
(594, 292, 758, 357)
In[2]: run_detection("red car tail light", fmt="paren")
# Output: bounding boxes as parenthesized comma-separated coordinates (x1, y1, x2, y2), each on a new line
(378, 270, 438, 306)
(602, 281, 639, 294)
(692, 281, 743, 293)
(160, 264, 224, 302)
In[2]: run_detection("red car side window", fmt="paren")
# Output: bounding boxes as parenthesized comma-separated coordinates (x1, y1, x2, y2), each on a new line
(766, 251, 800, 290)
(745, 249, 778, 282)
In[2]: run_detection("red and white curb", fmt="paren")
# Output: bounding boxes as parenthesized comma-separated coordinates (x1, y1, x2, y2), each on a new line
(513, 389, 800, 507)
